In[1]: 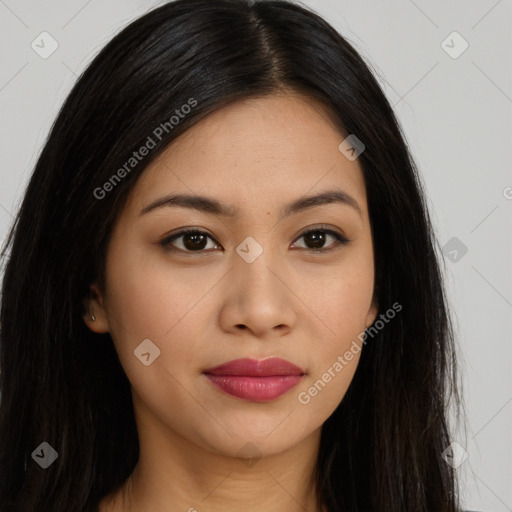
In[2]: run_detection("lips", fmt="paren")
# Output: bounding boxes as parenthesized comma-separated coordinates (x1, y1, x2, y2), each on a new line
(203, 357, 306, 402)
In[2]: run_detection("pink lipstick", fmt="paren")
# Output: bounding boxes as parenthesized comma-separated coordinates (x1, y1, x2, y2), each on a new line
(203, 357, 306, 402)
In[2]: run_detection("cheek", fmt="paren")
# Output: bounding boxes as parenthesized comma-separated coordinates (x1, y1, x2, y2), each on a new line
(101, 250, 206, 410)
(304, 248, 375, 338)
(294, 282, 367, 423)
(295, 252, 374, 413)
(297, 351, 360, 406)
(102, 245, 223, 385)
(104, 245, 216, 341)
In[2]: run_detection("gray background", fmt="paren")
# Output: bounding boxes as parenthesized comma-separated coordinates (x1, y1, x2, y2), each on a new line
(0, 0, 510, 510)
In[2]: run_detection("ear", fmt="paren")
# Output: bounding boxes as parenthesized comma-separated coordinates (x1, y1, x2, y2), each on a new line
(82, 282, 110, 333)
(365, 296, 378, 328)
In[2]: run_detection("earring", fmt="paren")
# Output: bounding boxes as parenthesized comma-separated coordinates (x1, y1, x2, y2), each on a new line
(90, 312, 96, 322)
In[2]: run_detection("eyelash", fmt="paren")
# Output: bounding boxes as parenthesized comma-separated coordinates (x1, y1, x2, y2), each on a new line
(159, 226, 349, 255)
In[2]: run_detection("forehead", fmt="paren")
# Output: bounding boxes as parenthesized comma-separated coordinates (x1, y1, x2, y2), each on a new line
(128, 93, 368, 219)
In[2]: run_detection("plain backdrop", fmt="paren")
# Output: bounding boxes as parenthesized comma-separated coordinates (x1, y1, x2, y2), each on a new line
(0, 1, 510, 510)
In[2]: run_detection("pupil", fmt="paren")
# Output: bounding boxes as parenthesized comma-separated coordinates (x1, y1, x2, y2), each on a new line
(306, 231, 325, 249)
(181, 231, 327, 251)
(184, 233, 207, 250)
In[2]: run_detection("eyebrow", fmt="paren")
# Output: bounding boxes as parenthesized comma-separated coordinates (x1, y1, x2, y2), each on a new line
(139, 188, 362, 219)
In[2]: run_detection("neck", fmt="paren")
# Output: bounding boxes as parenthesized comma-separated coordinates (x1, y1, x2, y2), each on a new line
(100, 410, 326, 512)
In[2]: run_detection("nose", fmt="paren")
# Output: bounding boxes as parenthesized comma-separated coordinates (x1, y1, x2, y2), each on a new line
(218, 251, 297, 339)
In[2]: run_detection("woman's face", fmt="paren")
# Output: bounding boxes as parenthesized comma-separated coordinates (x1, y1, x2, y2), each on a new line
(86, 93, 377, 459)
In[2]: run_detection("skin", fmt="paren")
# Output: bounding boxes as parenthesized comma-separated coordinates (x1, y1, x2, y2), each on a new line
(86, 92, 378, 512)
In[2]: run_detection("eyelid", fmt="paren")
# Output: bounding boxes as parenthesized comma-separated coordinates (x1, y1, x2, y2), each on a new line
(160, 224, 350, 254)
(291, 225, 349, 252)
(160, 227, 220, 253)
(293, 224, 348, 242)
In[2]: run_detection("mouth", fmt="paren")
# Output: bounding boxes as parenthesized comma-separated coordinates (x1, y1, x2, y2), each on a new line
(203, 357, 306, 402)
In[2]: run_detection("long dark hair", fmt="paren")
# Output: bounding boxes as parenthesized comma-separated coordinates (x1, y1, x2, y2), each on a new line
(0, 0, 464, 510)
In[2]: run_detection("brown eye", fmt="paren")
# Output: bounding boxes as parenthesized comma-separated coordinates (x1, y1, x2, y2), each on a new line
(292, 228, 349, 252)
(303, 231, 327, 249)
(160, 226, 349, 255)
(161, 229, 219, 253)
